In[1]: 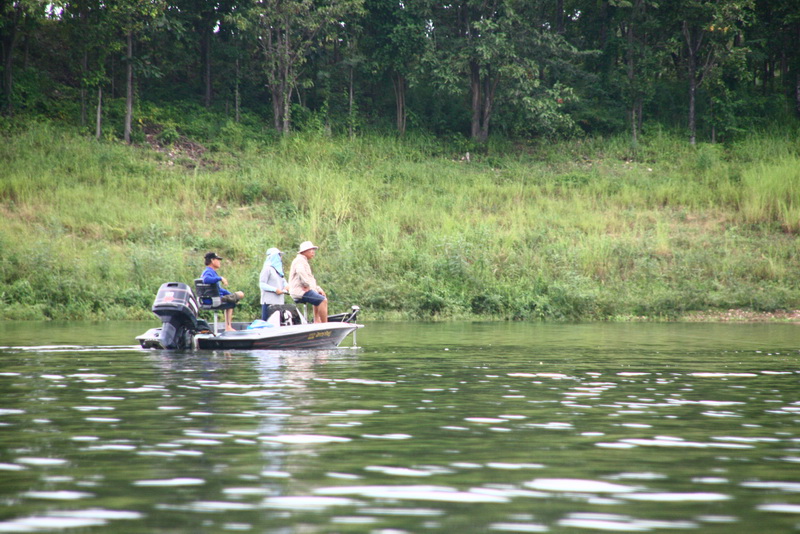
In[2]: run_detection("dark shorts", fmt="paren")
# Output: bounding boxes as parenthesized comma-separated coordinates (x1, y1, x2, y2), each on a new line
(298, 289, 326, 306)
(209, 293, 240, 310)
(221, 293, 241, 304)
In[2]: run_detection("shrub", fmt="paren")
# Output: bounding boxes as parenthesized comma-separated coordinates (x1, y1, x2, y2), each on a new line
(740, 157, 800, 233)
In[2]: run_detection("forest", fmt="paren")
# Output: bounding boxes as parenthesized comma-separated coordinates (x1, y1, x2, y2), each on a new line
(1, 0, 799, 143)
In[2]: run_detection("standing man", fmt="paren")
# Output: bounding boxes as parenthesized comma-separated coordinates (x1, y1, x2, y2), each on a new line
(289, 241, 328, 323)
(201, 252, 244, 332)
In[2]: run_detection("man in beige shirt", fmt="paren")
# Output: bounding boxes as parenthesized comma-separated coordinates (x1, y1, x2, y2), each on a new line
(289, 241, 328, 323)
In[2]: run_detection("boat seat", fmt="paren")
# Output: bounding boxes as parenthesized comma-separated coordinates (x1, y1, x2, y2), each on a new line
(265, 303, 305, 326)
(194, 278, 225, 309)
(193, 278, 226, 334)
(293, 297, 310, 323)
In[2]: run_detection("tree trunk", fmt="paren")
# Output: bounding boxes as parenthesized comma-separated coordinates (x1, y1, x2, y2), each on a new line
(271, 86, 283, 132)
(1, 41, 13, 115)
(271, 77, 292, 135)
(469, 60, 481, 140)
(478, 75, 496, 142)
(95, 86, 103, 140)
(282, 84, 291, 134)
(124, 31, 133, 144)
(688, 65, 697, 145)
(22, 29, 28, 67)
(283, 25, 291, 134)
(269, 25, 292, 135)
(555, 0, 565, 34)
(1, 3, 22, 116)
(348, 65, 354, 137)
(201, 28, 212, 107)
(626, 15, 637, 146)
(599, 1, 609, 48)
(469, 60, 497, 142)
(780, 49, 788, 83)
(796, 24, 800, 117)
(78, 6, 88, 126)
(796, 71, 800, 117)
(710, 97, 715, 143)
(682, 21, 699, 145)
(235, 57, 240, 123)
(636, 98, 643, 135)
(80, 50, 88, 126)
(392, 72, 406, 134)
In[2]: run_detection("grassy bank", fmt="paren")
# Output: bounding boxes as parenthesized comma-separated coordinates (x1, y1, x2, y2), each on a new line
(1, 121, 799, 321)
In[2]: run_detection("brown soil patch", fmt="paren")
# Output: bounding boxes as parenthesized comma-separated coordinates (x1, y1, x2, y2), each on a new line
(681, 309, 800, 323)
(141, 122, 210, 169)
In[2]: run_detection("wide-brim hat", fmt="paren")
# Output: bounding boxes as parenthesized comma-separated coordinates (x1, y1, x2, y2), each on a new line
(298, 241, 319, 253)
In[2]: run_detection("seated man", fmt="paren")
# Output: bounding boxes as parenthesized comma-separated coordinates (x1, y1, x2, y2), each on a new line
(289, 241, 328, 323)
(201, 252, 244, 332)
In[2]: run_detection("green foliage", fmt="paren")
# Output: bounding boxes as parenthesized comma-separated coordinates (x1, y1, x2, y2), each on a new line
(740, 158, 800, 233)
(2, 0, 798, 146)
(157, 123, 180, 145)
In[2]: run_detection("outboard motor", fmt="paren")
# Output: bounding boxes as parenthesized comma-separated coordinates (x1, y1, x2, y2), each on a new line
(151, 282, 199, 349)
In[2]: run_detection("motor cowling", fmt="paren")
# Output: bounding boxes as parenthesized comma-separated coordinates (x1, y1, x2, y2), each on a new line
(151, 282, 199, 349)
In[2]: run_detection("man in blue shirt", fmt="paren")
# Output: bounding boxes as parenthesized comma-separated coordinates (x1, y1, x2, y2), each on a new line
(201, 252, 245, 331)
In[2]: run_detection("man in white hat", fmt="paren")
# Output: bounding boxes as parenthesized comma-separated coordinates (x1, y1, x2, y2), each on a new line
(289, 241, 328, 323)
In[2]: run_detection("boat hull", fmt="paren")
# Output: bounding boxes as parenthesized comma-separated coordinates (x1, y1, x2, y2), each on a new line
(138, 322, 362, 351)
(196, 322, 361, 350)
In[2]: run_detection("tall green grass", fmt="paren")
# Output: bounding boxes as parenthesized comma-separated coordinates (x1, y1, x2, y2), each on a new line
(740, 158, 800, 233)
(1, 121, 799, 321)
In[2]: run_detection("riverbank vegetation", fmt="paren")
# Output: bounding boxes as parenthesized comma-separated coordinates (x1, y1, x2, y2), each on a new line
(1, 117, 798, 321)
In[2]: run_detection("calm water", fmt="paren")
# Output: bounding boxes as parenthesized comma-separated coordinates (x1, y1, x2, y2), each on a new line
(0, 321, 799, 533)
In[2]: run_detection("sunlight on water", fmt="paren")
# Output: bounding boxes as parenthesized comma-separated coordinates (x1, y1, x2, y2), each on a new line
(21, 491, 94, 500)
(621, 492, 730, 502)
(259, 434, 351, 444)
(262, 496, 357, 510)
(0, 321, 798, 533)
(524, 479, 639, 493)
(558, 512, 700, 531)
(132, 478, 206, 487)
(315, 485, 512, 503)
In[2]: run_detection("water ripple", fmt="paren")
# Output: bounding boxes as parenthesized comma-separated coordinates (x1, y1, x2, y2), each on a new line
(622, 492, 730, 502)
(22, 491, 93, 500)
(262, 496, 357, 510)
(133, 478, 205, 487)
(523, 479, 638, 494)
(259, 434, 351, 444)
(756, 504, 800, 513)
(315, 485, 510, 503)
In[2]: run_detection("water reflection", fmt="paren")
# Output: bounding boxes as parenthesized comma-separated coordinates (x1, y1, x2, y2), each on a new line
(0, 322, 798, 533)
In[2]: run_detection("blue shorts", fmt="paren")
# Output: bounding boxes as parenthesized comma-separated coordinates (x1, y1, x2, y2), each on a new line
(298, 290, 326, 306)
